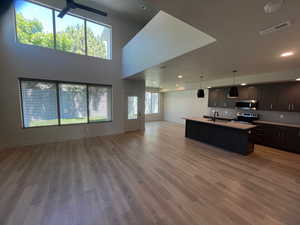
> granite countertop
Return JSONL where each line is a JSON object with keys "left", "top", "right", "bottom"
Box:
{"left": 254, "top": 120, "right": 300, "bottom": 129}
{"left": 183, "top": 117, "right": 257, "bottom": 130}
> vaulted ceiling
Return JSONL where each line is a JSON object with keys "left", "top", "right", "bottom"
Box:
{"left": 87, "top": 0, "right": 300, "bottom": 90}
{"left": 127, "top": 0, "right": 300, "bottom": 89}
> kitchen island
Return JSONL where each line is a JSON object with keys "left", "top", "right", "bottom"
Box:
{"left": 184, "top": 117, "right": 256, "bottom": 155}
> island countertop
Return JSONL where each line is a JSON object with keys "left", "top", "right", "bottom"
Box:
{"left": 183, "top": 117, "right": 257, "bottom": 130}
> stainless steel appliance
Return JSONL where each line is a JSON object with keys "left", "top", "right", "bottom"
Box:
{"left": 235, "top": 100, "right": 258, "bottom": 110}
{"left": 236, "top": 112, "right": 259, "bottom": 123}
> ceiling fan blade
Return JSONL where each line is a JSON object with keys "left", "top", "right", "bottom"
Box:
{"left": 57, "top": 6, "right": 71, "bottom": 18}
{"left": 0, "top": 0, "right": 14, "bottom": 18}
{"left": 73, "top": 2, "right": 107, "bottom": 17}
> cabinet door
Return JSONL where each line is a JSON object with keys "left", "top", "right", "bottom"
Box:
{"left": 224, "top": 88, "right": 236, "bottom": 108}
{"left": 238, "top": 86, "right": 249, "bottom": 100}
{"left": 289, "top": 82, "right": 300, "bottom": 112}
{"left": 286, "top": 128, "right": 300, "bottom": 153}
{"left": 259, "top": 84, "right": 279, "bottom": 111}
{"left": 277, "top": 83, "right": 294, "bottom": 112}
{"left": 248, "top": 86, "right": 261, "bottom": 100}
{"left": 208, "top": 89, "right": 218, "bottom": 107}
{"left": 217, "top": 88, "right": 227, "bottom": 108}
{"left": 251, "top": 126, "right": 265, "bottom": 144}
{"left": 260, "top": 125, "right": 285, "bottom": 148}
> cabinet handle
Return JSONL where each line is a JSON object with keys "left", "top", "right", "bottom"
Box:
{"left": 270, "top": 104, "right": 273, "bottom": 110}
{"left": 288, "top": 104, "right": 291, "bottom": 111}
{"left": 292, "top": 104, "right": 295, "bottom": 111}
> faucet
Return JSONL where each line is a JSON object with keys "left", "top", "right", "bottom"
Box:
{"left": 212, "top": 111, "right": 219, "bottom": 122}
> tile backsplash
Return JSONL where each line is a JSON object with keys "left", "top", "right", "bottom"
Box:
{"left": 209, "top": 108, "right": 300, "bottom": 125}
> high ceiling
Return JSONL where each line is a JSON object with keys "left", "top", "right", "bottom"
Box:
{"left": 89, "top": 0, "right": 158, "bottom": 24}
{"left": 128, "top": 0, "right": 300, "bottom": 90}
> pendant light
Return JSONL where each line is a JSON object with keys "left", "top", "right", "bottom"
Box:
{"left": 229, "top": 70, "right": 239, "bottom": 98}
{"left": 197, "top": 75, "right": 205, "bottom": 98}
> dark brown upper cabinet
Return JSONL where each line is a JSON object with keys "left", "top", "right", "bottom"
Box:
{"left": 208, "top": 88, "right": 218, "bottom": 108}
{"left": 218, "top": 88, "right": 227, "bottom": 108}
{"left": 266, "top": 82, "right": 300, "bottom": 112}
{"left": 259, "top": 84, "right": 280, "bottom": 111}
{"left": 277, "top": 83, "right": 294, "bottom": 112}
{"left": 208, "top": 81, "right": 300, "bottom": 112}
{"left": 280, "top": 82, "right": 300, "bottom": 112}
{"left": 224, "top": 88, "right": 236, "bottom": 108}
{"left": 238, "top": 86, "right": 261, "bottom": 101}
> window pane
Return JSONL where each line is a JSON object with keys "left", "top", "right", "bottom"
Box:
{"left": 55, "top": 12, "right": 85, "bottom": 55}
{"left": 87, "top": 21, "right": 111, "bottom": 59}
{"left": 145, "top": 92, "right": 151, "bottom": 114}
{"left": 151, "top": 93, "right": 159, "bottom": 114}
{"left": 15, "top": 0, "right": 54, "bottom": 48}
{"left": 21, "top": 80, "right": 58, "bottom": 128}
{"left": 128, "top": 96, "right": 138, "bottom": 120}
{"left": 59, "top": 84, "right": 87, "bottom": 124}
{"left": 89, "top": 86, "right": 112, "bottom": 122}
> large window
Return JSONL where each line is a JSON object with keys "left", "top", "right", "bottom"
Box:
{"left": 86, "top": 21, "right": 111, "bottom": 59}
{"left": 89, "top": 86, "right": 112, "bottom": 122}
{"left": 59, "top": 83, "right": 88, "bottom": 125}
{"left": 55, "top": 12, "right": 86, "bottom": 55}
{"left": 15, "top": 0, "right": 112, "bottom": 60}
{"left": 19, "top": 78, "right": 112, "bottom": 128}
{"left": 145, "top": 92, "right": 160, "bottom": 114}
{"left": 15, "top": 0, "right": 54, "bottom": 49}
{"left": 20, "top": 80, "right": 59, "bottom": 127}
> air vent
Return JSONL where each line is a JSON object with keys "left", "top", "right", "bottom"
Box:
{"left": 259, "top": 21, "right": 291, "bottom": 36}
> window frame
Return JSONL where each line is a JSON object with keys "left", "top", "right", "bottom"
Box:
{"left": 14, "top": 0, "right": 112, "bottom": 60}
{"left": 145, "top": 91, "right": 160, "bottom": 115}
{"left": 19, "top": 77, "right": 113, "bottom": 129}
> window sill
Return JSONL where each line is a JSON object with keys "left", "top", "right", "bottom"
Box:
{"left": 22, "top": 120, "right": 113, "bottom": 129}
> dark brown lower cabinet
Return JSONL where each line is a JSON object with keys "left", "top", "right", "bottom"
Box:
{"left": 252, "top": 123, "right": 300, "bottom": 154}
{"left": 286, "top": 128, "right": 300, "bottom": 153}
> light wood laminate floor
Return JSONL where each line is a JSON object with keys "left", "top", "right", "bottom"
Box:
{"left": 0, "top": 121, "right": 299, "bottom": 225}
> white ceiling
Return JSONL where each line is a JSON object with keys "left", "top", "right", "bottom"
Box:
{"left": 127, "top": 0, "right": 300, "bottom": 90}
{"left": 88, "top": 0, "right": 158, "bottom": 24}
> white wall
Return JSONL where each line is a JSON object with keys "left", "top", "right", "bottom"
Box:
{"left": 0, "top": 1, "right": 141, "bottom": 149}
{"left": 164, "top": 89, "right": 208, "bottom": 124}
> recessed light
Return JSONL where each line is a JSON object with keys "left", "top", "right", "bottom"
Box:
{"left": 178, "top": 75, "right": 183, "bottom": 79}
{"left": 241, "top": 83, "right": 247, "bottom": 86}
{"left": 141, "top": 5, "right": 147, "bottom": 10}
{"left": 207, "top": 86, "right": 211, "bottom": 89}
{"left": 264, "top": 0, "right": 284, "bottom": 14}
{"left": 296, "top": 78, "right": 300, "bottom": 81}
{"left": 280, "top": 51, "right": 294, "bottom": 57}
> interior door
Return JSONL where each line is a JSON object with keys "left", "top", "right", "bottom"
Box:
{"left": 124, "top": 80, "right": 145, "bottom": 132}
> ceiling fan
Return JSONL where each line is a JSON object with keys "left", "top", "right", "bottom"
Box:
{"left": 58, "top": 0, "right": 107, "bottom": 18}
